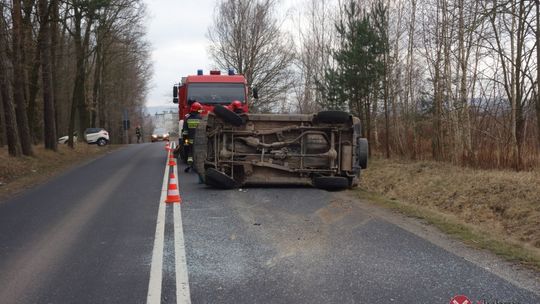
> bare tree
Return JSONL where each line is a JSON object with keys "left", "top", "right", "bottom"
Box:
{"left": 484, "top": 0, "right": 535, "bottom": 170}
{"left": 38, "top": 0, "right": 57, "bottom": 151}
{"left": 294, "top": 0, "right": 336, "bottom": 114}
{"left": 208, "top": 0, "right": 295, "bottom": 112}
{"left": 0, "top": 1, "right": 22, "bottom": 156}
{"left": 11, "top": 0, "right": 33, "bottom": 156}
{"left": 536, "top": 0, "right": 540, "bottom": 147}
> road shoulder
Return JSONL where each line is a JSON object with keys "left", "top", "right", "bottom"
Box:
{"left": 0, "top": 144, "right": 123, "bottom": 202}
{"left": 339, "top": 190, "right": 540, "bottom": 297}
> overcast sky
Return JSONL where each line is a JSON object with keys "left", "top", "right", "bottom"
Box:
{"left": 145, "top": 0, "right": 218, "bottom": 107}
{"left": 144, "top": 0, "right": 299, "bottom": 107}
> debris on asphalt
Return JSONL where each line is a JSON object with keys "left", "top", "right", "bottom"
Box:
{"left": 253, "top": 222, "right": 261, "bottom": 226}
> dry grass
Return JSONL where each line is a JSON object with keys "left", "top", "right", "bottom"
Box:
{"left": 357, "top": 157, "right": 540, "bottom": 268}
{"left": 0, "top": 143, "right": 118, "bottom": 200}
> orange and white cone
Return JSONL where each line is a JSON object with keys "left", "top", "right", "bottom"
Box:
{"left": 168, "top": 157, "right": 176, "bottom": 167}
{"left": 165, "top": 174, "right": 181, "bottom": 204}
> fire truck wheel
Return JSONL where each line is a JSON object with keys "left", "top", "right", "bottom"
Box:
{"left": 205, "top": 168, "right": 238, "bottom": 189}
{"left": 312, "top": 176, "right": 349, "bottom": 191}
{"left": 314, "top": 111, "right": 350, "bottom": 124}
{"left": 214, "top": 104, "right": 244, "bottom": 127}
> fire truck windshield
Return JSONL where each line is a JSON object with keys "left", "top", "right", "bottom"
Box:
{"left": 187, "top": 83, "right": 245, "bottom": 105}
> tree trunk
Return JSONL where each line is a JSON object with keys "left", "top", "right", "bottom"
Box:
{"left": 0, "top": 90, "right": 5, "bottom": 147}
{"left": 432, "top": 0, "right": 443, "bottom": 161}
{"left": 27, "top": 39, "right": 42, "bottom": 143}
{"left": 0, "top": 3, "right": 23, "bottom": 156}
{"left": 0, "top": 70, "right": 22, "bottom": 157}
{"left": 536, "top": 0, "right": 540, "bottom": 147}
{"left": 11, "top": 0, "right": 33, "bottom": 156}
{"left": 457, "top": 0, "right": 472, "bottom": 163}
{"left": 77, "top": 14, "right": 93, "bottom": 138}
{"left": 50, "top": 0, "right": 59, "bottom": 137}
{"left": 39, "top": 0, "right": 57, "bottom": 151}
{"left": 68, "top": 6, "right": 94, "bottom": 147}
{"left": 383, "top": 52, "right": 390, "bottom": 158}
{"left": 68, "top": 7, "right": 83, "bottom": 148}
{"left": 406, "top": 0, "right": 416, "bottom": 159}
{"left": 514, "top": 0, "right": 526, "bottom": 170}
{"left": 21, "top": 0, "right": 39, "bottom": 143}
{"left": 91, "top": 31, "right": 103, "bottom": 128}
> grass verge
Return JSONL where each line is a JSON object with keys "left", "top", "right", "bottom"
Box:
{"left": 0, "top": 143, "right": 120, "bottom": 201}
{"left": 355, "top": 158, "right": 540, "bottom": 271}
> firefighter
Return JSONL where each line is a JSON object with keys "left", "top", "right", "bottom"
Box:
{"left": 228, "top": 100, "right": 245, "bottom": 113}
{"left": 174, "top": 113, "right": 190, "bottom": 159}
{"left": 183, "top": 102, "right": 203, "bottom": 173}
{"left": 135, "top": 125, "right": 142, "bottom": 143}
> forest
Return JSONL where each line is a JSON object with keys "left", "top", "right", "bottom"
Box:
{"left": 0, "top": 0, "right": 152, "bottom": 155}
{"left": 208, "top": 0, "right": 540, "bottom": 171}
{"left": 1, "top": 0, "right": 539, "bottom": 172}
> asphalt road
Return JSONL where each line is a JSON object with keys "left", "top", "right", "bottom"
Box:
{"left": 0, "top": 143, "right": 538, "bottom": 304}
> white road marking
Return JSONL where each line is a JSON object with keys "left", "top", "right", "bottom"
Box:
{"left": 170, "top": 141, "right": 192, "bottom": 303}
{"left": 146, "top": 148, "right": 171, "bottom": 304}
{"left": 173, "top": 161, "right": 191, "bottom": 303}
{"left": 173, "top": 206, "right": 191, "bottom": 303}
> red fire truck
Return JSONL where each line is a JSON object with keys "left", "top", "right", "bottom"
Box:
{"left": 172, "top": 69, "right": 256, "bottom": 159}
{"left": 173, "top": 69, "right": 253, "bottom": 123}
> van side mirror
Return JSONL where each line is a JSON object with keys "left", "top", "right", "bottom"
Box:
{"left": 173, "top": 97, "right": 178, "bottom": 104}
{"left": 252, "top": 87, "right": 259, "bottom": 99}
{"left": 173, "top": 85, "right": 178, "bottom": 98}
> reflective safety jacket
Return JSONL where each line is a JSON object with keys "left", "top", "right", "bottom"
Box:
{"left": 182, "top": 112, "right": 201, "bottom": 144}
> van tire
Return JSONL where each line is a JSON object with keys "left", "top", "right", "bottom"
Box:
{"left": 205, "top": 168, "right": 238, "bottom": 189}
{"left": 313, "top": 176, "right": 349, "bottom": 191}
{"left": 214, "top": 104, "right": 244, "bottom": 126}
{"left": 358, "top": 138, "right": 368, "bottom": 169}
{"left": 315, "top": 111, "right": 350, "bottom": 124}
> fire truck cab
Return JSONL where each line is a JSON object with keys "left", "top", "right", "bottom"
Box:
{"left": 173, "top": 69, "right": 252, "bottom": 139}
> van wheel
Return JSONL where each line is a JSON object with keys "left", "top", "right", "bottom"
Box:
{"left": 97, "top": 138, "right": 107, "bottom": 146}
{"left": 214, "top": 104, "right": 244, "bottom": 127}
{"left": 205, "top": 168, "right": 238, "bottom": 189}
{"left": 312, "top": 176, "right": 349, "bottom": 191}
{"left": 357, "top": 138, "right": 368, "bottom": 169}
{"left": 314, "top": 111, "right": 350, "bottom": 124}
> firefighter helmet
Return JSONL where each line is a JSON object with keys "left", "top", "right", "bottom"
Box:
{"left": 190, "top": 102, "right": 203, "bottom": 113}
{"left": 231, "top": 100, "right": 243, "bottom": 111}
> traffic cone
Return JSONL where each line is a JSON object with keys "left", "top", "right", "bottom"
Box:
{"left": 165, "top": 176, "right": 181, "bottom": 204}
{"left": 169, "top": 173, "right": 178, "bottom": 187}
{"left": 169, "top": 158, "right": 176, "bottom": 166}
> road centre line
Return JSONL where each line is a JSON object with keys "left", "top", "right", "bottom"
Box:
{"left": 173, "top": 161, "right": 192, "bottom": 303}
{"left": 146, "top": 146, "right": 170, "bottom": 304}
